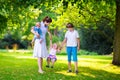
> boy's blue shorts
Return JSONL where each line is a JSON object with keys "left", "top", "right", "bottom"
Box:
{"left": 66, "top": 47, "right": 78, "bottom": 62}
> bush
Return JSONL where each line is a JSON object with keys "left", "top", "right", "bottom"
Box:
{"left": 0, "top": 40, "right": 9, "bottom": 49}
{"left": 78, "top": 50, "right": 97, "bottom": 55}
{"left": 0, "top": 34, "right": 30, "bottom": 49}
{"left": 79, "top": 19, "right": 114, "bottom": 55}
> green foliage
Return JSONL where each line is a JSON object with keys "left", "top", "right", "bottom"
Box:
{"left": 0, "top": 0, "right": 116, "bottom": 55}
{"left": 80, "top": 18, "right": 114, "bottom": 54}
{"left": 0, "top": 0, "right": 116, "bottom": 32}
{"left": 51, "top": 2, "right": 81, "bottom": 29}
{"left": 79, "top": 50, "right": 98, "bottom": 55}
{"left": 0, "top": 41, "right": 9, "bottom": 49}
{"left": 46, "top": 34, "right": 60, "bottom": 48}
{"left": 51, "top": 0, "right": 115, "bottom": 29}
{"left": 0, "top": 15, "right": 7, "bottom": 33}
{"left": 0, "top": 0, "right": 42, "bottom": 37}
{"left": 52, "top": 35, "right": 60, "bottom": 43}
{"left": 50, "top": 0, "right": 115, "bottom": 54}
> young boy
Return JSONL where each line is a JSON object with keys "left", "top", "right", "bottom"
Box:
{"left": 60, "top": 23, "right": 80, "bottom": 74}
{"left": 31, "top": 22, "right": 43, "bottom": 44}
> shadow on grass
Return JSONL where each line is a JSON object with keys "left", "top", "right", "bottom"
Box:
{"left": 0, "top": 53, "right": 120, "bottom": 80}
{"left": 44, "top": 62, "right": 120, "bottom": 80}
{"left": 79, "top": 55, "right": 113, "bottom": 60}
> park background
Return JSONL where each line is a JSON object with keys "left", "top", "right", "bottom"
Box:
{"left": 0, "top": 0, "right": 120, "bottom": 80}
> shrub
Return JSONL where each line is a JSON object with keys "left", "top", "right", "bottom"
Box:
{"left": 79, "top": 19, "right": 114, "bottom": 55}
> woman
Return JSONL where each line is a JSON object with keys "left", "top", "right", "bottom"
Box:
{"left": 31, "top": 16, "right": 52, "bottom": 73}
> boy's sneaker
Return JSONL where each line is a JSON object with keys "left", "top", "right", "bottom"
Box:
{"left": 46, "top": 65, "right": 49, "bottom": 68}
{"left": 75, "top": 70, "right": 79, "bottom": 74}
{"left": 67, "top": 70, "right": 72, "bottom": 73}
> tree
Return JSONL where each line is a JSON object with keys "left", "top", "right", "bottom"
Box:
{"left": 112, "top": 0, "right": 120, "bottom": 65}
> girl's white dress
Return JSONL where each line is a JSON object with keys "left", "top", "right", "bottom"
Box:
{"left": 33, "top": 21, "right": 48, "bottom": 58}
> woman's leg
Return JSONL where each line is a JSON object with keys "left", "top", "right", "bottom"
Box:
{"left": 38, "top": 57, "right": 43, "bottom": 73}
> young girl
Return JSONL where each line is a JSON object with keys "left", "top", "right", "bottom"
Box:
{"left": 46, "top": 39, "right": 60, "bottom": 68}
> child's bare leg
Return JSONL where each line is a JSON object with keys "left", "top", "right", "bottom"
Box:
{"left": 51, "top": 59, "right": 56, "bottom": 68}
{"left": 46, "top": 57, "right": 50, "bottom": 67}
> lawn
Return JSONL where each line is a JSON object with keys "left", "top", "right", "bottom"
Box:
{"left": 0, "top": 51, "right": 120, "bottom": 80}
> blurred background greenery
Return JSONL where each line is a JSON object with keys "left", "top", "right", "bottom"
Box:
{"left": 0, "top": 0, "right": 116, "bottom": 55}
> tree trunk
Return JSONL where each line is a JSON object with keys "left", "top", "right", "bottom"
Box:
{"left": 112, "top": 0, "right": 120, "bottom": 65}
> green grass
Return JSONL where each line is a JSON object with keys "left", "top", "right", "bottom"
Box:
{"left": 0, "top": 51, "right": 120, "bottom": 80}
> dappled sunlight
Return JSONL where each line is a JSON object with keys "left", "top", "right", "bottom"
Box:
{"left": 15, "top": 56, "right": 34, "bottom": 59}
{"left": 55, "top": 70, "right": 77, "bottom": 76}
{"left": 79, "top": 60, "right": 111, "bottom": 67}
{"left": 78, "top": 58, "right": 120, "bottom": 75}
{"left": 8, "top": 49, "right": 32, "bottom": 53}
{"left": 81, "top": 72, "right": 96, "bottom": 78}
{"left": 79, "top": 57, "right": 111, "bottom": 68}
{"left": 4, "top": 53, "right": 34, "bottom": 59}
{"left": 79, "top": 57, "right": 112, "bottom": 62}
{"left": 57, "top": 55, "right": 67, "bottom": 60}
{"left": 58, "top": 61, "right": 67, "bottom": 64}
{"left": 100, "top": 64, "right": 120, "bottom": 74}
{"left": 0, "top": 52, "right": 34, "bottom": 59}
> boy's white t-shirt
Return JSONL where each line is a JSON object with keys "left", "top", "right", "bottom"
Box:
{"left": 65, "top": 30, "right": 79, "bottom": 47}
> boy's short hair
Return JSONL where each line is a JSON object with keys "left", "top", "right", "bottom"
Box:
{"left": 66, "top": 23, "right": 74, "bottom": 28}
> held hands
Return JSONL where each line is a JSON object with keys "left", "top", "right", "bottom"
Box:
{"left": 59, "top": 46, "right": 62, "bottom": 51}
{"left": 57, "top": 47, "right": 62, "bottom": 53}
